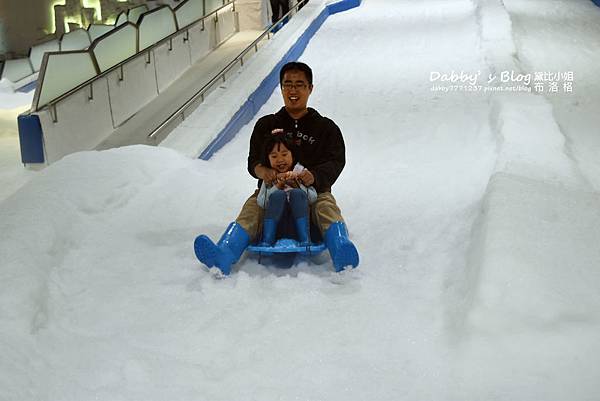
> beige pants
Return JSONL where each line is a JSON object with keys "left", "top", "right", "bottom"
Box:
{"left": 235, "top": 190, "right": 344, "bottom": 242}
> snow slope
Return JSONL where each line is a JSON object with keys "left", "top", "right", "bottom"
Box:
{"left": 1, "top": 1, "right": 599, "bottom": 400}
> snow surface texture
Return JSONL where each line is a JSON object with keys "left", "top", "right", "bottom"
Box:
{"left": 1, "top": 0, "right": 600, "bottom": 400}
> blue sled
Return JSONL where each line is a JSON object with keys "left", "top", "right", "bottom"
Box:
{"left": 247, "top": 221, "right": 359, "bottom": 272}
{"left": 194, "top": 221, "right": 358, "bottom": 275}
{"left": 247, "top": 238, "right": 327, "bottom": 256}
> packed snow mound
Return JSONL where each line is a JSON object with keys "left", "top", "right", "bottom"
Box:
{"left": 0, "top": 144, "right": 452, "bottom": 400}
{"left": 0, "top": 78, "right": 33, "bottom": 110}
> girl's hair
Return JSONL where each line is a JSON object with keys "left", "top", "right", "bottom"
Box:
{"left": 261, "top": 135, "right": 299, "bottom": 169}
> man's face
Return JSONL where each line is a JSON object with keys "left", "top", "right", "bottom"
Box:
{"left": 281, "top": 70, "right": 313, "bottom": 115}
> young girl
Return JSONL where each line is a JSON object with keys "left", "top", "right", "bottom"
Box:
{"left": 257, "top": 135, "right": 317, "bottom": 246}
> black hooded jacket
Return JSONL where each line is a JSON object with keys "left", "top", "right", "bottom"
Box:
{"left": 247, "top": 107, "right": 346, "bottom": 193}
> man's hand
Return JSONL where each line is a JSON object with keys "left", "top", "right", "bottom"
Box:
{"left": 255, "top": 164, "right": 277, "bottom": 184}
{"left": 297, "top": 169, "right": 315, "bottom": 186}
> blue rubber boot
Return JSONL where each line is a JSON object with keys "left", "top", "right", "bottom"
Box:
{"left": 324, "top": 222, "right": 359, "bottom": 272}
{"left": 194, "top": 222, "right": 250, "bottom": 275}
{"left": 295, "top": 216, "right": 310, "bottom": 246}
{"left": 259, "top": 219, "right": 277, "bottom": 246}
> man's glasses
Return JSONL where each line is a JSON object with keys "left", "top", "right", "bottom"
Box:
{"left": 281, "top": 82, "right": 308, "bottom": 91}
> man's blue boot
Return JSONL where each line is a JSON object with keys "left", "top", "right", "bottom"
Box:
{"left": 259, "top": 219, "right": 277, "bottom": 246}
{"left": 194, "top": 222, "right": 250, "bottom": 275}
{"left": 324, "top": 222, "right": 359, "bottom": 272}
{"left": 295, "top": 216, "right": 311, "bottom": 246}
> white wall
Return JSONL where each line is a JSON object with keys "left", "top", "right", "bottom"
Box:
{"left": 236, "top": 0, "right": 270, "bottom": 30}
{"left": 0, "top": 17, "right": 8, "bottom": 55}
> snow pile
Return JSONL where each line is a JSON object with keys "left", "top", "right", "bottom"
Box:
{"left": 455, "top": 2, "right": 600, "bottom": 399}
{"left": 461, "top": 173, "right": 600, "bottom": 401}
{"left": 1, "top": 78, "right": 33, "bottom": 139}
{"left": 489, "top": 94, "right": 583, "bottom": 185}
{"left": 0, "top": 78, "right": 33, "bottom": 110}
{"left": 474, "top": 0, "right": 518, "bottom": 73}
{"left": 502, "top": 0, "right": 600, "bottom": 191}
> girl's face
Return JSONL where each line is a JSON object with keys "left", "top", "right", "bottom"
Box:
{"left": 268, "top": 142, "right": 293, "bottom": 173}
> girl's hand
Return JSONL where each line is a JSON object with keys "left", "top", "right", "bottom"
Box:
{"left": 286, "top": 179, "right": 300, "bottom": 188}
{"left": 281, "top": 171, "right": 295, "bottom": 180}
{"left": 275, "top": 174, "right": 287, "bottom": 190}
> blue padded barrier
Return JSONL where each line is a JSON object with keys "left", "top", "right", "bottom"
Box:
{"left": 199, "top": 0, "right": 361, "bottom": 160}
{"left": 16, "top": 80, "right": 38, "bottom": 93}
{"left": 328, "top": 0, "right": 361, "bottom": 14}
{"left": 593, "top": 0, "right": 600, "bottom": 6}
{"left": 18, "top": 114, "right": 45, "bottom": 164}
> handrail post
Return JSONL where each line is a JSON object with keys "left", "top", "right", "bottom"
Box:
{"left": 50, "top": 104, "right": 58, "bottom": 123}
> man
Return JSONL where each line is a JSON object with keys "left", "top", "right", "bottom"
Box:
{"left": 194, "top": 62, "right": 359, "bottom": 275}
{"left": 270, "top": 0, "right": 290, "bottom": 25}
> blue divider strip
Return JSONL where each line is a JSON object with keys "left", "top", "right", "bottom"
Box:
{"left": 17, "top": 114, "right": 45, "bottom": 164}
{"left": 16, "top": 80, "right": 38, "bottom": 93}
{"left": 199, "top": 0, "right": 361, "bottom": 160}
{"left": 328, "top": 0, "right": 361, "bottom": 14}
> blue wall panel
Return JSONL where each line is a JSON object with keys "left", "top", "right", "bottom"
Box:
{"left": 17, "top": 114, "right": 45, "bottom": 164}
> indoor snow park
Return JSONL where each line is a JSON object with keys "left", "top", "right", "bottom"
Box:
{"left": 1, "top": 0, "right": 600, "bottom": 399}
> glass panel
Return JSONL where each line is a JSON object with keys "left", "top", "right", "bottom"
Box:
{"left": 205, "top": 0, "right": 224, "bottom": 14}
{"left": 60, "top": 29, "right": 91, "bottom": 51}
{"left": 29, "top": 39, "right": 60, "bottom": 72}
{"left": 37, "top": 52, "right": 97, "bottom": 108}
{"left": 91, "top": 24, "right": 137, "bottom": 72}
{"left": 175, "top": 0, "right": 204, "bottom": 29}
{"left": 138, "top": 8, "right": 177, "bottom": 50}
{"left": 88, "top": 25, "right": 114, "bottom": 42}
{"left": 129, "top": 5, "right": 149, "bottom": 25}
{"left": 115, "top": 12, "right": 128, "bottom": 27}
{"left": 2, "top": 58, "right": 34, "bottom": 83}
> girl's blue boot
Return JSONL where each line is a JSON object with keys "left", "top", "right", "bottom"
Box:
{"left": 194, "top": 222, "right": 250, "bottom": 275}
{"left": 324, "top": 222, "right": 359, "bottom": 272}
{"left": 259, "top": 219, "right": 277, "bottom": 246}
{"left": 295, "top": 216, "right": 311, "bottom": 246}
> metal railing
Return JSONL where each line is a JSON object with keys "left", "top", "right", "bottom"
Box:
{"left": 33, "top": 0, "right": 236, "bottom": 120}
{"left": 147, "top": 0, "right": 309, "bottom": 139}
